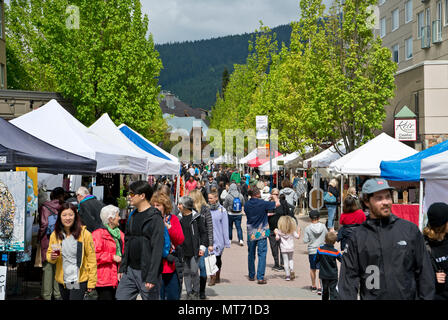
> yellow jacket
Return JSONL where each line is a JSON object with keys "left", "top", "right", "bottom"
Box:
{"left": 47, "top": 226, "right": 97, "bottom": 289}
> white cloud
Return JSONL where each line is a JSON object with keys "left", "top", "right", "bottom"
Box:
{"left": 141, "top": 0, "right": 301, "bottom": 44}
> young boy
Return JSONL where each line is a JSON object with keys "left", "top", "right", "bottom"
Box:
{"left": 303, "top": 210, "right": 328, "bottom": 294}
{"left": 315, "top": 231, "right": 342, "bottom": 300}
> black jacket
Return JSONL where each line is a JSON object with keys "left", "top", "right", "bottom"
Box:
{"left": 78, "top": 196, "right": 104, "bottom": 233}
{"left": 338, "top": 214, "right": 435, "bottom": 300}
{"left": 425, "top": 235, "right": 448, "bottom": 300}
{"left": 179, "top": 210, "right": 208, "bottom": 258}
{"left": 119, "top": 207, "right": 165, "bottom": 285}
{"left": 268, "top": 200, "right": 295, "bottom": 232}
{"left": 337, "top": 224, "right": 361, "bottom": 252}
{"left": 315, "top": 244, "right": 342, "bottom": 280}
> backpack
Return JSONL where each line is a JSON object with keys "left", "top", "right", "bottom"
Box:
{"left": 43, "top": 205, "right": 58, "bottom": 235}
{"left": 232, "top": 196, "right": 242, "bottom": 213}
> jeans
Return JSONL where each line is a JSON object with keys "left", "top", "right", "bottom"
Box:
{"left": 160, "top": 272, "right": 181, "bottom": 300}
{"left": 326, "top": 204, "right": 337, "bottom": 229}
{"left": 199, "top": 250, "right": 209, "bottom": 277}
{"left": 247, "top": 237, "right": 268, "bottom": 281}
{"left": 115, "top": 267, "right": 161, "bottom": 300}
{"left": 228, "top": 214, "right": 243, "bottom": 242}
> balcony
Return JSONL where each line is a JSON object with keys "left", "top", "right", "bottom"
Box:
{"left": 421, "top": 26, "right": 431, "bottom": 48}
{"left": 432, "top": 20, "right": 442, "bottom": 43}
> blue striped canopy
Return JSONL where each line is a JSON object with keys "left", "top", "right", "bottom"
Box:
{"left": 380, "top": 140, "right": 448, "bottom": 181}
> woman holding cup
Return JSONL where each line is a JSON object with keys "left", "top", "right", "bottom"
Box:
{"left": 46, "top": 202, "right": 97, "bottom": 300}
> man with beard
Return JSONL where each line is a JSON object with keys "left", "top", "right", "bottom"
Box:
{"left": 338, "top": 178, "right": 435, "bottom": 300}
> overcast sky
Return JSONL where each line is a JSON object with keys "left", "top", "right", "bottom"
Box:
{"left": 141, "top": 0, "right": 305, "bottom": 44}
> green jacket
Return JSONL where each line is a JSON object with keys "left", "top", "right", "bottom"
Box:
{"left": 230, "top": 172, "right": 241, "bottom": 184}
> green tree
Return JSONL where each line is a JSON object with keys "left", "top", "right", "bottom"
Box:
{"left": 6, "top": 0, "right": 166, "bottom": 143}
{"left": 220, "top": 67, "right": 230, "bottom": 98}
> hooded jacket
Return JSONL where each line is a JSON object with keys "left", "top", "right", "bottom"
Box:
{"left": 38, "top": 199, "right": 62, "bottom": 263}
{"left": 338, "top": 214, "right": 435, "bottom": 300}
{"left": 92, "top": 227, "right": 125, "bottom": 288}
{"left": 119, "top": 207, "right": 165, "bottom": 285}
{"left": 179, "top": 210, "right": 208, "bottom": 258}
{"left": 279, "top": 187, "right": 298, "bottom": 207}
{"left": 78, "top": 195, "right": 104, "bottom": 233}
{"left": 425, "top": 235, "right": 448, "bottom": 300}
{"left": 47, "top": 226, "right": 97, "bottom": 289}
{"left": 303, "top": 222, "right": 328, "bottom": 255}
{"left": 223, "top": 183, "right": 245, "bottom": 215}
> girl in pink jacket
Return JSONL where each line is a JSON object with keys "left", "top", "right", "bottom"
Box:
{"left": 275, "top": 216, "right": 301, "bottom": 281}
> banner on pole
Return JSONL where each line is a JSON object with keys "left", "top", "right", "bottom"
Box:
{"left": 256, "top": 116, "right": 268, "bottom": 140}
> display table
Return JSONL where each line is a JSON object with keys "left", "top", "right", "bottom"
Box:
{"left": 391, "top": 204, "right": 419, "bottom": 226}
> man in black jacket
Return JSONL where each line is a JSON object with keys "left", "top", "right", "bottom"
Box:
{"left": 116, "top": 181, "right": 164, "bottom": 300}
{"left": 338, "top": 178, "right": 435, "bottom": 300}
{"left": 76, "top": 186, "right": 104, "bottom": 232}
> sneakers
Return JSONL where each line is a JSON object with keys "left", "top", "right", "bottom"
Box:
{"left": 272, "top": 265, "right": 284, "bottom": 271}
{"left": 311, "top": 286, "right": 318, "bottom": 293}
{"left": 285, "top": 276, "right": 291, "bottom": 281}
{"left": 317, "top": 288, "right": 322, "bottom": 295}
{"left": 239, "top": 240, "right": 244, "bottom": 246}
{"left": 257, "top": 279, "right": 267, "bottom": 285}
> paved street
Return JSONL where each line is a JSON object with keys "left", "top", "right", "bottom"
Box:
{"left": 182, "top": 212, "right": 337, "bottom": 300}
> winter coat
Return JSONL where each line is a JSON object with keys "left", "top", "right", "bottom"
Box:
{"left": 338, "top": 214, "right": 435, "bottom": 300}
{"left": 279, "top": 187, "right": 298, "bottom": 207}
{"left": 268, "top": 200, "right": 295, "bottom": 232}
{"left": 119, "top": 207, "right": 165, "bottom": 285}
{"left": 78, "top": 196, "right": 105, "bottom": 233}
{"left": 425, "top": 235, "right": 448, "bottom": 300}
{"left": 162, "top": 214, "right": 185, "bottom": 274}
{"left": 199, "top": 205, "right": 214, "bottom": 247}
{"left": 230, "top": 172, "right": 241, "bottom": 184}
{"left": 303, "top": 222, "right": 328, "bottom": 255}
{"left": 38, "top": 199, "right": 62, "bottom": 263}
{"left": 315, "top": 244, "right": 342, "bottom": 280}
{"left": 92, "top": 227, "right": 125, "bottom": 288}
{"left": 223, "top": 183, "right": 245, "bottom": 215}
{"left": 210, "top": 205, "right": 230, "bottom": 256}
{"left": 179, "top": 210, "right": 208, "bottom": 258}
{"left": 46, "top": 226, "right": 97, "bottom": 289}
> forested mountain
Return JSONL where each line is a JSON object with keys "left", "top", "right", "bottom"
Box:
{"left": 155, "top": 24, "right": 292, "bottom": 109}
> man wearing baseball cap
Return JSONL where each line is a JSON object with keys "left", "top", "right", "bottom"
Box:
{"left": 338, "top": 178, "right": 435, "bottom": 300}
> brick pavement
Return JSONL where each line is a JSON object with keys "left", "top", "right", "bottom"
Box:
{"left": 182, "top": 212, "right": 339, "bottom": 300}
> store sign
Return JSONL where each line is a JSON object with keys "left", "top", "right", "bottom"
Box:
{"left": 394, "top": 119, "right": 417, "bottom": 141}
{"left": 256, "top": 116, "right": 268, "bottom": 140}
{"left": 0, "top": 266, "right": 6, "bottom": 300}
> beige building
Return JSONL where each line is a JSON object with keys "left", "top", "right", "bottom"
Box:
{"left": 379, "top": 0, "right": 448, "bottom": 149}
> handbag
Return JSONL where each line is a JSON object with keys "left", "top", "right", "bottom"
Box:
{"left": 83, "top": 289, "right": 98, "bottom": 300}
{"left": 204, "top": 254, "right": 219, "bottom": 276}
{"left": 324, "top": 191, "right": 337, "bottom": 203}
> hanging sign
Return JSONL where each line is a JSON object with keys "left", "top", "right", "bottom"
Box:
{"left": 256, "top": 116, "right": 269, "bottom": 140}
{"left": 394, "top": 119, "right": 417, "bottom": 141}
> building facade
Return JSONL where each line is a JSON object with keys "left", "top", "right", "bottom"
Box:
{"left": 379, "top": 0, "right": 448, "bottom": 149}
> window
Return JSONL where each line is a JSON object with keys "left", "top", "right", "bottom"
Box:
{"left": 437, "top": 1, "right": 442, "bottom": 21}
{"left": 392, "top": 8, "right": 399, "bottom": 31}
{"left": 405, "top": 37, "right": 413, "bottom": 60}
{"left": 380, "top": 17, "right": 386, "bottom": 37}
{"left": 392, "top": 44, "right": 399, "bottom": 63}
{"left": 417, "top": 11, "right": 424, "bottom": 38}
{"left": 445, "top": 0, "right": 448, "bottom": 25}
{"left": 405, "top": 1, "right": 413, "bottom": 23}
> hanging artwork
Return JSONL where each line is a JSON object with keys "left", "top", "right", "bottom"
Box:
{"left": 0, "top": 171, "right": 27, "bottom": 252}
{"left": 16, "top": 168, "right": 38, "bottom": 262}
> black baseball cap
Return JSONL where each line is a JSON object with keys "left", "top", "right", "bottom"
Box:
{"left": 309, "top": 210, "right": 320, "bottom": 219}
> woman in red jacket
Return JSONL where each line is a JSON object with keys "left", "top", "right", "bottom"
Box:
{"left": 338, "top": 195, "right": 366, "bottom": 251}
{"left": 150, "top": 190, "right": 185, "bottom": 300}
{"left": 92, "top": 205, "right": 125, "bottom": 300}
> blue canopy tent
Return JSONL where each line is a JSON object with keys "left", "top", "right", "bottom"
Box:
{"left": 380, "top": 139, "right": 448, "bottom": 231}
{"left": 380, "top": 139, "right": 448, "bottom": 181}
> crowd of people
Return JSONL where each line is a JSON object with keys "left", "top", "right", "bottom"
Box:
{"left": 34, "top": 163, "right": 448, "bottom": 301}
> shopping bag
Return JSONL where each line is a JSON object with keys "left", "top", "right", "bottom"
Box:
{"left": 324, "top": 192, "right": 337, "bottom": 203}
{"left": 204, "top": 254, "right": 219, "bottom": 276}
{"left": 34, "top": 243, "right": 42, "bottom": 268}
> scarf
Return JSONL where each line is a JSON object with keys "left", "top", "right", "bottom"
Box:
{"left": 105, "top": 224, "right": 122, "bottom": 257}
{"left": 210, "top": 203, "right": 220, "bottom": 211}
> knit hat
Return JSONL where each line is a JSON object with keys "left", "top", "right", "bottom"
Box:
{"left": 427, "top": 202, "right": 448, "bottom": 228}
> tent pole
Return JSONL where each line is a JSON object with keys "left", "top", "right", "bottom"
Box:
{"left": 176, "top": 174, "right": 180, "bottom": 205}
{"left": 340, "top": 175, "right": 344, "bottom": 217}
{"left": 419, "top": 179, "right": 424, "bottom": 232}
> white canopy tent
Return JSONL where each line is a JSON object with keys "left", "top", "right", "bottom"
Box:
{"left": 238, "top": 148, "right": 258, "bottom": 165}
{"left": 11, "top": 99, "right": 148, "bottom": 174}
{"left": 212, "top": 154, "right": 233, "bottom": 164}
{"left": 258, "top": 152, "right": 301, "bottom": 174}
{"left": 90, "top": 114, "right": 180, "bottom": 175}
{"left": 303, "top": 140, "right": 346, "bottom": 169}
{"left": 329, "top": 133, "right": 417, "bottom": 176}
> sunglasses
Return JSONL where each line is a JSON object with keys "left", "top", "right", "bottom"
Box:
{"left": 128, "top": 192, "right": 140, "bottom": 198}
